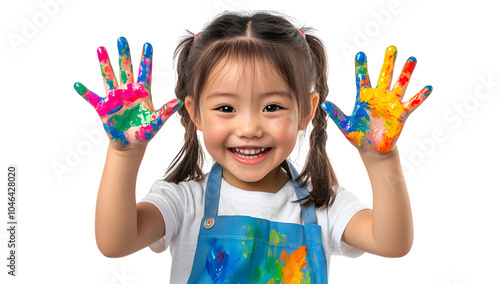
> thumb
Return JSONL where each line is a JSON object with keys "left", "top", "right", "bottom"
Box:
{"left": 154, "top": 98, "right": 183, "bottom": 123}
{"left": 74, "top": 82, "right": 102, "bottom": 109}
{"left": 321, "top": 101, "right": 348, "bottom": 130}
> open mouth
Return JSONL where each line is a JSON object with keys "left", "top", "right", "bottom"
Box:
{"left": 229, "top": 147, "right": 271, "bottom": 159}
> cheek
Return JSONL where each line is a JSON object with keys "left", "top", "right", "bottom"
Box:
{"left": 270, "top": 116, "right": 298, "bottom": 144}
{"left": 202, "top": 116, "right": 230, "bottom": 149}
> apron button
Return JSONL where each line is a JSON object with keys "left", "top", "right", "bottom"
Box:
{"left": 204, "top": 217, "right": 215, "bottom": 229}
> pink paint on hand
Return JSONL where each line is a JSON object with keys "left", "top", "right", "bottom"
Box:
{"left": 82, "top": 89, "right": 102, "bottom": 109}
{"left": 75, "top": 37, "right": 183, "bottom": 147}
{"left": 95, "top": 84, "right": 150, "bottom": 117}
{"left": 97, "top": 46, "right": 108, "bottom": 62}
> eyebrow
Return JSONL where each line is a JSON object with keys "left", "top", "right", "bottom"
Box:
{"left": 206, "top": 91, "right": 292, "bottom": 100}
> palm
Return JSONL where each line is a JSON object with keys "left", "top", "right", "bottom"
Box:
{"left": 322, "top": 46, "right": 432, "bottom": 153}
{"left": 74, "top": 37, "right": 181, "bottom": 148}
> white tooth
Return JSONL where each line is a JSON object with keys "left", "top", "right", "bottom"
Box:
{"left": 232, "top": 147, "right": 267, "bottom": 159}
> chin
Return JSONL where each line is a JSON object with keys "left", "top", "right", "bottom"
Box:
{"left": 231, "top": 171, "right": 266, "bottom": 183}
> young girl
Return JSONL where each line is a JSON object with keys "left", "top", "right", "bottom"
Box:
{"left": 74, "top": 11, "right": 432, "bottom": 283}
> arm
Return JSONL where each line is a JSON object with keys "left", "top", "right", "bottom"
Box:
{"left": 74, "top": 37, "right": 181, "bottom": 257}
{"left": 342, "top": 147, "right": 413, "bottom": 257}
{"left": 95, "top": 145, "right": 165, "bottom": 257}
{"left": 322, "top": 46, "right": 433, "bottom": 257}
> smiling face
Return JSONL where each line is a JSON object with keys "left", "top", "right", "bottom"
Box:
{"left": 186, "top": 58, "right": 318, "bottom": 193}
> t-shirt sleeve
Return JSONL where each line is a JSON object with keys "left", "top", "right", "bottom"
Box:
{"left": 327, "top": 186, "right": 370, "bottom": 257}
{"left": 139, "top": 179, "right": 188, "bottom": 253}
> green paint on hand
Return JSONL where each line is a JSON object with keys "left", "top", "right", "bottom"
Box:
{"left": 75, "top": 83, "right": 88, "bottom": 95}
{"left": 108, "top": 104, "right": 152, "bottom": 132}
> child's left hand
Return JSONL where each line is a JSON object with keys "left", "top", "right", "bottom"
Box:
{"left": 322, "top": 46, "right": 433, "bottom": 153}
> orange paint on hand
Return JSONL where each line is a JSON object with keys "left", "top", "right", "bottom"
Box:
{"left": 377, "top": 135, "right": 394, "bottom": 152}
{"left": 347, "top": 131, "right": 365, "bottom": 147}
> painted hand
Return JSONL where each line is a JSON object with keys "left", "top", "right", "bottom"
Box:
{"left": 74, "top": 37, "right": 182, "bottom": 149}
{"left": 322, "top": 46, "right": 433, "bottom": 153}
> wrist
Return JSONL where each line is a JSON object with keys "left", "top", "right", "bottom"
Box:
{"left": 358, "top": 146, "right": 400, "bottom": 168}
{"left": 107, "top": 143, "right": 147, "bottom": 162}
{"left": 359, "top": 145, "right": 407, "bottom": 196}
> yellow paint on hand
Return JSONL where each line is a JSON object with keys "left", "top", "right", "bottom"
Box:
{"left": 359, "top": 87, "right": 405, "bottom": 152}
{"left": 377, "top": 46, "right": 397, "bottom": 90}
{"left": 347, "top": 131, "right": 365, "bottom": 147}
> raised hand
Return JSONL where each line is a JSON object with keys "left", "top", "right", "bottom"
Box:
{"left": 74, "top": 37, "right": 182, "bottom": 149}
{"left": 322, "top": 46, "right": 433, "bottom": 153}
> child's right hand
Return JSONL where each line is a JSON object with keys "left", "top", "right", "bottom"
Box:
{"left": 74, "top": 37, "right": 182, "bottom": 151}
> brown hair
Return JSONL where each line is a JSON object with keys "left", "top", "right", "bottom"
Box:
{"left": 165, "top": 11, "right": 338, "bottom": 209}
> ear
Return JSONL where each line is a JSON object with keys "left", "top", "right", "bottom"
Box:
{"left": 184, "top": 96, "right": 203, "bottom": 131}
{"left": 299, "top": 91, "right": 320, "bottom": 130}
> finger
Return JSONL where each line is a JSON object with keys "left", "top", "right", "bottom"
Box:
{"left": 376, "top": 46, "right": 398, "bottom": 90}
{"left": 321, "top": 101, "right": 348, "bottom": 130}
{"left": 355, "top": 51, "right": 371, "bottom": 99}
{"left": 74, "top": 82, "right": 102, "bottom": 109}
{"left": 402, "top": 85, "right": 433, "bottom": 119}
{"left": 392, "top": 56, "right": 416, "bottom": 99}
{"left": 137, "top": 42, "right": 153, "bottom": 91}
{"left": 136, "top": 99, "right": 182, "bottom": 142}
{"left": 97, "top": 46, "right": 118, "bottom": 94}
{"left": 117, "top": 37, "right": 134, "bottom": 85}
{"left": 154, "top": 98, "right": 183, "bottom": 123}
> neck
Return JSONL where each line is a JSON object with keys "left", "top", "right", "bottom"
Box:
{"left": 222, "top": 166, "right": 290, "bottom": 193}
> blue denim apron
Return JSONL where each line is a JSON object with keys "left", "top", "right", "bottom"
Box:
{"left": 187, "top": 162, "right": 328, "bottom": 283}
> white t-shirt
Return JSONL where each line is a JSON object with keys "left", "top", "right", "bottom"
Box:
{"left": 140, "top": 174, "right": 370, "bottom": 283}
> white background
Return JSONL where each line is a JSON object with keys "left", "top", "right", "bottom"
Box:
{"left": 1, "top": 0, "right": 499, "bottom": 283}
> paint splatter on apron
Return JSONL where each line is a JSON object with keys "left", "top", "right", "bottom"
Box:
{"left": 187, "top": 162, "right": 327, "bottom": 283}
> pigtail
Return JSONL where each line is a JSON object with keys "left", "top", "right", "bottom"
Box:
{"left": 165, "top": 34, "right": 205, "bottom": 183}
{"left": 297, "top": 33, "right": 338, "bottom": 209}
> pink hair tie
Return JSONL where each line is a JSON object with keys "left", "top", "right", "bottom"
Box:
{"left": 194, "top": 32, "right": 202, "bottom": 40}
{"left": 299, "top": 29, "right": 306, "bottom": 39}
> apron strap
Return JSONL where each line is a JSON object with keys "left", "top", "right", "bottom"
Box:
{"left": 286, "top": 160, "right": 318, "bottom": 225}
{"left": 204, "top": 161, "right": 318, "bottom": 225}
{"left": 204, "top": 163, "right": 223, "bottom": 216}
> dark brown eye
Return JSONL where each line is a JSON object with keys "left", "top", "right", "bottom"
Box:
{"left": 217, "top": 105, "right": 235, "bottom": 112}
{"left": 263, "top": 104, "right": 283, "bottom": 112}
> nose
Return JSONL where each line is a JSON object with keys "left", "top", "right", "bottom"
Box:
{"left": 234, "top": 112, "right": 263, "bottom": 138}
